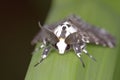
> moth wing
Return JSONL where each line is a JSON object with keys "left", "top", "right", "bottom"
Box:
{"left": 31, "top": 25, "right": 59, "bottom": 45}
{"left": 67, "top": 15, "right": 116, "bottom": 48}
{"left": 42, "top": 26, "right": 59, "bottom": 45}
{"left": 65, "top": 32, "right": 81, "bottom": 44}
{"left": 31, "top": 29, "right": 42, "bottom": 45}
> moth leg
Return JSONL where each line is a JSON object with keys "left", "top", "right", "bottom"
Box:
{"left": 80, "top": 44, "right": 96, "bottom": 61}
{"left": 83, "top": 49, "right": 96, "bottom": 61}
{"left": 73, "top": 44, "right": 85, "bottom": 67}
{"left": 33, "top": 44, "right": 45, "bottom": 53}
{"left": 32, "top": 40, "right": 47, "bottom": 55}
{"left": 34, "top": 46, "right": 51, "bottom": 67}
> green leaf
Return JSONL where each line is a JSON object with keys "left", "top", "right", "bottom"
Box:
{"left": 25, "top": 0, "right": 120, "bottom": 80}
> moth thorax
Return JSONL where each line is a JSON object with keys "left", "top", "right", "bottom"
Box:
{"left": 56, "top": 38, "right": 67, "bottom": 54}
{"left": 54, "top": 21, "right": 77, "bottom": 38}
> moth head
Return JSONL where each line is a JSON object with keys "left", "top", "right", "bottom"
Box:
{"left": 53, "top": 21, "right": 77, "bottom": 54}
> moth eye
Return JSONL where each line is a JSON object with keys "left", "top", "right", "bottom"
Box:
{"left": 66, "top": 45, "right": 70, "bottom": 50}
{"left": 66, "top": 24, "right": 71, "bottom": 27}
{"left": 54, "top": 44, "right": 58, "bottom": 49}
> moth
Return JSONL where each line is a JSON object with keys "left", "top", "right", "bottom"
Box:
{"left": 32, "top": 15, "right": 116, "bottom": 67}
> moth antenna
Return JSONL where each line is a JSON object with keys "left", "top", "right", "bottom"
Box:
{"left": 31, "top": 21, "right": 42, "bottom": 45}
{"left": 38, "top": 21, "right": 42, "bottom": 28}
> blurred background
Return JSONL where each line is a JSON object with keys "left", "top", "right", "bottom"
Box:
{"left": 1, "top": 0, "right": 120, "bottom": 80}
{"left": 0, "top": 0, "right": 52, "bottom": 80}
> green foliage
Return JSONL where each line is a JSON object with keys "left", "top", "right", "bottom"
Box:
{"left": 25, "top": 0, "right": 120, "bottom": 80}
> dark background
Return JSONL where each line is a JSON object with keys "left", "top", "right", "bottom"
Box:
{"left": 0, "top": 0, "right": 52, "bottom": 80}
